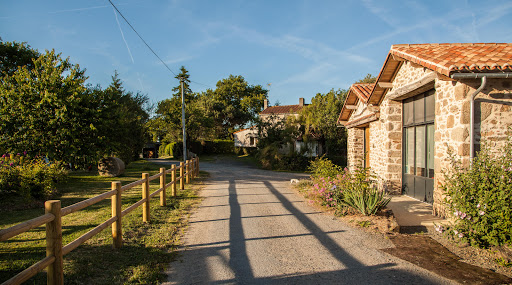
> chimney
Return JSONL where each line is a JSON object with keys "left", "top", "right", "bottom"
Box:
{"left": 299, "top": 97, "right": 305, "bottom": 107}
{"left": 264, "top": 99, "right": 268, "bottom": 110}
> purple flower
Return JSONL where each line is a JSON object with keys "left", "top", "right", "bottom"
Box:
{"left": 477, "top": 204, "right": 481, "bottom": 208}
{"left": 23, "top": 151, "right": 27, "bottom": 155}
{"left": 9, "top": 163, "right": 13, "bottom": 166}
{"left": 460, "top": 213, "right": 467, "bottom": 219}
{"left": 458, "top": 233, "right": 464, "bottom": 238}
{"left": 453, "top": 230, "right": 459, "bottom": 235}
{"left": 479, "top": 210, "right": 485, "bottom": 216}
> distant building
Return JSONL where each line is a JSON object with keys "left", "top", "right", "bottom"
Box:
{"left": 260, "top": 97, "right": 323, "bottom": 157}
{"left": 234, "top": 127, "right": 258, "bottom": 148}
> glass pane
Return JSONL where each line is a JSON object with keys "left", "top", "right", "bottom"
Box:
{"left": 416, "top": 126, "right": 426, "bottom": 176}
{"left": 414, "top": 94, "right": 425, "bottom": 124}
{"left": 405, "top": 128, "right": 415, "bottom": 174}
{"left": 403, "top": 98, "right": 414, "bottom": 126}
{"left": 425, "top": 90, "right": 435, "bottom": 122}
{"left": 427, "top": 124, "right": 435, "bottom": 178}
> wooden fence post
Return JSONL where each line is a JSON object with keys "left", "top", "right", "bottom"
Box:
{"left": 186, "top": 160, "right": 190, "bottom": 184}
{"left": 45, "top": 200, "right": 63, "bottom": 285}
{"left": 142, "top": 173, "right": 150, "bottom": 223}
{"left": 171, "top": 164, "right": 177, "bottom": 196}
{"left": 196, "top": 157, "right": 199, "bottom": 176}
{"left": 192, "top": 158, "right": 196, "bottom": 178}
{"left": 180, "top": 162, "right": 185, "bottom": 190}
{"left": 111, "top": 181, "right": 122, "bottom": 249}
{"left": 160, "top": 168, "right": 166, "bottom": 207}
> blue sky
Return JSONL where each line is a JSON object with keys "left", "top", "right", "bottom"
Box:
{"left": 1, "top": 0, "right": 512, "bottom": 107}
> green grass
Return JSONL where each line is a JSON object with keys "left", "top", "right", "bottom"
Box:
{"left": 0, "top": 160, "right": 206, "bottom": 284}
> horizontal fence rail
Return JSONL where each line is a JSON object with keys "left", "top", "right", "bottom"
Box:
{"left": 0, "top": 157, "right": 199, "bottom": 285}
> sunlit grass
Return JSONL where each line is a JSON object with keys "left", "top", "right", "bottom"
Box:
{"left": 0, "top": 160, "right": 206, "bottom": 284}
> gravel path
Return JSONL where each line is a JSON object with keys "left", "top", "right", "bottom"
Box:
{"left": 164, "top": 159, "right": 455, "bottom": 284}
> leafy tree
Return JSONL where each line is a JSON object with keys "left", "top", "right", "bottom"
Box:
{"left": 94, "top": 72, "right": 151, "bottom": 163}
{"left": 300, "top": 88, "right": 348, "bottom": 156}
{"left": 0, "top": 41, "right": 40, "bottom": 77}
{"left": 149, "top": 67, "right": 213, "bottom": 144}
{"left": 0, "top": 42, "right": 150, "bottom": 167}
{"left": 355, "top": 73, "right": 377, "bottom": 84}
{"left": 0, "top": 49, "right": 99, "bottom": 167}
{"left": 210, "top": 75, "right": 268, "bottom": 138}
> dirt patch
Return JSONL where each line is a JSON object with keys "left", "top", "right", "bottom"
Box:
{"left": 429, "top": 230, "right": 512, "bottom": 279}
{"left": 382, "top": 234, "right": 512, "bottom": 285}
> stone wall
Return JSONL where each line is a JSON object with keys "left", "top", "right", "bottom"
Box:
{"left": 347, "top": 127, "right": 364, "bottom": 169}
{"left": 433, "top": 78, "right": 512, "bottom": 216}
{"left": 368, "top": 98, "right": 402, "bottom": 194}
{"left": 346, "top": 60, "right": 512, "bottom": 215}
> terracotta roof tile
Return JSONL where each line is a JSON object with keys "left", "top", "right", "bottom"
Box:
{"left": 390, "top": 43, "right": 512, "bottom": 76}
{"left": 351, "top": 83, "right": 374, "bottom": 102}
{"left": 260, "top": 104, "right": 303, "bottom": 115}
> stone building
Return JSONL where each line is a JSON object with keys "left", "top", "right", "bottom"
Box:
{"left": 233, "top": 127, "right": 258, "bottom": 148}
{"left": 338, "top": 43, "right": 512, "bottom": 216}
{"left": 260, "top": 98, "right": 323, "bottom": 157}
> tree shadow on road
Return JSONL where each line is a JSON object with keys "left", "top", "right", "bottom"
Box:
{"left": 167, "top": 173, "right": 444, "bottom": 284}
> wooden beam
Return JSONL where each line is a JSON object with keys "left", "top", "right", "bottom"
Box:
{"left": 391, "top": 54, "right": 406, "bottom": 62}
{"left": 345, "top": 105, "right": 357, "bottom": 110}
{"left": 387, "top": 72, "right": 437, "bottom": 101}
{"left": 367, "top": 104, "right": 380, "bottom": 112}
{"left": 377, "top": 82, "right": 393, "bottom": 89}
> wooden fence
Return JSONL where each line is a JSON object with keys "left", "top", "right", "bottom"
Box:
{"left": 0, "top": 157, "right": 200, "bottom": 285}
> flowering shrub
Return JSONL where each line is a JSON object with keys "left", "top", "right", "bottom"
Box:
{"left": 308, "top": 156, "right": 344, "bottom": 179}
{"left": 0, "top": 153, "right": 67, "bottom": 200}
{"left": 442, "top": 137, "right": 512, "bottom": 248}
{"left": 309, "top": 158, "right": 390, "bottom": 216}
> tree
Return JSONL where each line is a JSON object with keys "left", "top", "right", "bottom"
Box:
{"left": 300, "top": 89, "right": 348, "bottom": 156}
{"left": 355, "top": 73, "right": 377, "bottom": 84}
{"left": 0, "top": 48, "right": 99, "bottom": 167}
{"left": 148, "top": 67, "right": 213, "bottom": 144}
{"left": 94, "top": 72, "right": 150, "bottom": 163}
{"left": 0, "top": 42, "right": 151, "bottom": 167}
{"left": 210, "top": 75, "right": 268, "bottom": 138}
{"left": 0, "top": 41, "right": 40, "bottom": 78}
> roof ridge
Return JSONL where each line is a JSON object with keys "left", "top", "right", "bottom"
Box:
{"left": 391, "top": 43, "right": 511, "bottom": 49}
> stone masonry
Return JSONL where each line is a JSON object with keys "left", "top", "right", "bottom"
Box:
{"left": 345, "top": 60, "right": 512, "bottom": 216}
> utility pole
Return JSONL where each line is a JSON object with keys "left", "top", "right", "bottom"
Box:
{"left": 180, "top": 77, "right": 187, "bottom": 162}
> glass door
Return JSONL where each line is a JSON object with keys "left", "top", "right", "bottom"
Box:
{"left": 402, "top": 90, "right": 435, "bottom": 203}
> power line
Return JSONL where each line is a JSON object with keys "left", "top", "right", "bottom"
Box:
{"left": 108, "top": 0, "right": 177, "bottom": 77}
{"left": 108, "top": 0, "right": 214, "bottom": 89}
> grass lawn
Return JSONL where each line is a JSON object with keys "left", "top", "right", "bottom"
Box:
{"left": 0, "top": 160, "right": 206, "bottom": 284}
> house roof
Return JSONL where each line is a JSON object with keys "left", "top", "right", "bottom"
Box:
{"left": 337, "top": 83, "right": 375, "bottom": 124}
{"left": 367, "top": 43, "right": 512, "bottom": 106}
{"left": 233, "top": 127, "right": 256, "bottom": 134}
{"left": 260, "top": 104, "right": 303, "bottom": 115}
{"left": 390, "top": 43, "right": 512, "bottom": 76}
{"left": 339, "top": 43, "right": 512, "bottom": 127}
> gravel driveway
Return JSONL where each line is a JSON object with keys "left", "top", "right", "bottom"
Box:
{"left": 164, "top": 159, "right": 454, "bottom": 284}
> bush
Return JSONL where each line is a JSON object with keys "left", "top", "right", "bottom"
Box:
{"left": 309, "top": 156, "right": 344, "bottom": 179}
{"left": 202, "top": 140, "right": 234, "bottom": 154}
{"left": 309, "top": 158, "right": 390, "bottom": 216}
{"left": 159, "top": 142, "right": 183, "bottom": 158}
{"left": 0, "top": 153, "right": 67, "bottom": 200}
{"left": 441, "top": 138, "right": 512, "bottom": 248}
{"left": 256, "top": 144, "right": 312, "bottom": 171}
